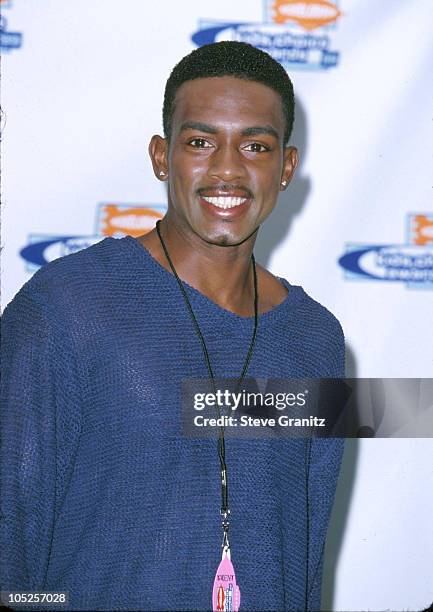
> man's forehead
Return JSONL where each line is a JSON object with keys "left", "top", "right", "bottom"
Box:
{"left": 172, "top": 76, "right": 285, "bottom": 130}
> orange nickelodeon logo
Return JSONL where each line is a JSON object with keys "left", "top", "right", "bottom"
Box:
{"left": 411, "top": 215, "right": 433, "bottom": 246}
{"left": 271, "top": 0, "right": 342, "bottom": 30}
{"left": 100, "top": 204, "right": 164, "bottom": 237}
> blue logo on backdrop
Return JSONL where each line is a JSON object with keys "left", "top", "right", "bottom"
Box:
{"left": 20, "top": 203, "right": 167, "bottom": 270}
{"left": 338, "top": 214, "right": 433, "bottom": 290}
{"left": 0, "top": 2, "right": 23, "bottom": 52}
{"left": 191, "top": 0, "right": 342, "bottom": 71}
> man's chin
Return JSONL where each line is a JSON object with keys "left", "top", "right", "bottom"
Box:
{"left": 197, "top": 226, "right": 259, "bottom": 248}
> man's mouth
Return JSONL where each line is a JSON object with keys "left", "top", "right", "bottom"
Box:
{"left": 200, "top": 196, "right": 248, "bottom": 209}
{"left": 198, "top": 187, "right": 252, "bottom": 212}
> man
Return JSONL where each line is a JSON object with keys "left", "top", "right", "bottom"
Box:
{"left": 1, "top": 42, "right": 345, "bottom": 611}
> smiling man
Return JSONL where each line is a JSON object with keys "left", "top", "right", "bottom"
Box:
{"left": 1, "top": 42, "right": 345, "bottom": 611}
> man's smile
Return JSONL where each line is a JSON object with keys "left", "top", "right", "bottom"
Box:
{"left": 198, "top": 185, "right": 251, "bottom": 210}
{"left": 197, "top": 193, "right": 252, "bottom": 218}
{"left": 201, "top": 196, "right": 248, "bottom": 209}
{"left": 197, "top": 186, "right": 253, "bottom": 213}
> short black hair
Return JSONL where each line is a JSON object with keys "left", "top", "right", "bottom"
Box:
{"left": 163, "top": 41, "right": 295, "bottom": 145}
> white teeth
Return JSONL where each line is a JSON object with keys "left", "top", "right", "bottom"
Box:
{"left": 201, "top": 196, "right": 248, "bottom": 209}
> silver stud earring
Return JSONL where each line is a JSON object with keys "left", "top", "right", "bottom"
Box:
{"left": 159, "top": 171, "right": 165, "bottom": 176}
{"left": 281, "top": 180, "right": 287, "bottom": 187}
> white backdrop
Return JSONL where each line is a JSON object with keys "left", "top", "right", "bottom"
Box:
{"left": 1, "top": 1, "right": 432, "bottom": 610}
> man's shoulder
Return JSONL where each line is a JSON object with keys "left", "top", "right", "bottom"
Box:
{"left": 4, "top": 237, "right": 119, "bottom": 317}
{"left": 294, "top": 284, "right": 344, "bottom": 337}
{"left": 259, "top": 263, "right": 344, "bottom": 337}
{"left": 273, "top": 274, "right": 345, "bottom": 362}
{"left": 284, "top": 281, "right": 345, "bottom": 376}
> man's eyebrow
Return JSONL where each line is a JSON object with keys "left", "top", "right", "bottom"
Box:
{"left": 179, "top": 121, "right": 280, "bottom": 140}
{"left": 240, "top": 125, "right": 279, "bottom": 140}
{"left": 179, "top": 121, "right": 218, "bottom": 134}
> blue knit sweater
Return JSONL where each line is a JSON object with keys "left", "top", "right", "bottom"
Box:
{"left": 1, "top": 235, "right": 345, "bottom": 611}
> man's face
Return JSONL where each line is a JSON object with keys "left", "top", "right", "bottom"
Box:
{"left": 150, "top": 76, "right": 298, "bottom": 247}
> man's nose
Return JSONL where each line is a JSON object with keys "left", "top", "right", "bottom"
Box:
{"left": 207, "top": 144, "right": 246, "bottom": 181}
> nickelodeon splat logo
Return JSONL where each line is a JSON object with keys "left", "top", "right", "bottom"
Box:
{"left": 100, "top": 204, "right": 164, "bottom": 236}
{"left": 20, "top": 203, "right": 167, "bottom": 271}
{"left": 271, "top": 0, "right": 341, "bottom": 30}
{"left": 339, "top": 214, "right": 433, "bottom": 289}
{"left": 411, "top": 214, "right": 433, "bottom": 246}
{"left": 191, "top": 0, "right": 342, "bottom": 71}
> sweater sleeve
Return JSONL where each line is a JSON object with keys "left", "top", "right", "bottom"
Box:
{"left": 306, "top": 321, "right": 346, "bottom": 611}
{"left": 0, "top": 282, "right": 82, "bottom": 594}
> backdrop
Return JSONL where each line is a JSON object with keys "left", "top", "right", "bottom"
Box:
{"left": 1, "top": 1, "right": 432, "bottom": 610}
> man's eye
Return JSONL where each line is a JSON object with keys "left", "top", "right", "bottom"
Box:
{"left": 188, "top": 138, "right": 212, "bottom": 148}
{"left": 243, "top": 143, "right": 269, "bottom": 153}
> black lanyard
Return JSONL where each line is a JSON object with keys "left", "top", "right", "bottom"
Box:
{"left": 156, "top": 220, "right": 259, "bottom": 551}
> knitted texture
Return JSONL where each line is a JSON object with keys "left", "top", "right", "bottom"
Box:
{"left": 1, "top": 235, "right": 345, "bottom": 611}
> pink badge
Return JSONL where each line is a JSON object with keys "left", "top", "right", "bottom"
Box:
{"left": 212, "top": 549, "right": 241, "bottom": 611}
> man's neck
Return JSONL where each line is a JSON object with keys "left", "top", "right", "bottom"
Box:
{"left": 137, "top": 218, "right": 258, "bottom": 317}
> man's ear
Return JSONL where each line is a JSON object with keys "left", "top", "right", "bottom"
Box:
{"left": 148, "top": 135, "right": 169, "bottom": 181}
{"left": 280, "top": 146, "right": 299, "bottom": 190}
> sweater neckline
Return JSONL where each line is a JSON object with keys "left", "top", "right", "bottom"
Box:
{"left": 114, "top": 234, "right": 304, "bottom": 325}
